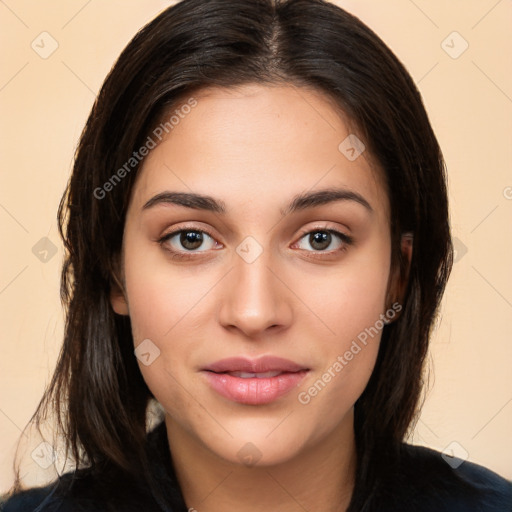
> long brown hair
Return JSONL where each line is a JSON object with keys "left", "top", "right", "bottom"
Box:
{"left": 13, "top": 1, "right": 452, "bottom": 510}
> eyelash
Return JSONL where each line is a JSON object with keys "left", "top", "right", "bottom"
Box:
{"left": 157, "top": 225, "right": 354, "bottom": 261}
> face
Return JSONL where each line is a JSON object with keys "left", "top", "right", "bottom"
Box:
{"left": 112, "top": 84, "right": 398, "bottom": 467}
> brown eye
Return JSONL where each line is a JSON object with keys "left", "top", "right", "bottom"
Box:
{"left": 159, "top": 229, "right": 218, "bottom": 253}
{"left": 309, "top": 231, "right": 331, "bottom": 251}
{"left": 179, "top": 231, "right": 204, "bottom": 250}
{"left": 295, "top": 229, "right": 352, "bottom": 253}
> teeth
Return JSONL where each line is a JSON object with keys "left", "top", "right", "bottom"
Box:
{"left": 228, "top": 371, "right": 283, "bottom": 378}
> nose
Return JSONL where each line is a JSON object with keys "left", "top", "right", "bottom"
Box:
{"left": 218, "top": 247, "right": 293, "bottom": 339}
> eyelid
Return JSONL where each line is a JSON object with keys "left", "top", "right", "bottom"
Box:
{"left": 294, "top": 223, "right": 352, "bottom": 241}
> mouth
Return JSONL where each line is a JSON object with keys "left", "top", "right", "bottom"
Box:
{"left": 202, "top": 356, "right": 310, "bottom": 405}
{"left": 220, "top": 370, "right": 285, "bottom": 378}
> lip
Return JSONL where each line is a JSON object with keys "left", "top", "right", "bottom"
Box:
{"left": 203, "top": 356, "right": 307, "bottom": 374}
{"left": 202, "top": 356, "right": 310, "bottom": 405}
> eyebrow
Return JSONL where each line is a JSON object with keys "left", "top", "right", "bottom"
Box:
{"left": 142, "top": 187, "right": 373, "bottom": 215}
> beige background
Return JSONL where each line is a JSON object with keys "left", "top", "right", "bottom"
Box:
{"left": 1, "top": 0, "right": 511, "bottom": 494}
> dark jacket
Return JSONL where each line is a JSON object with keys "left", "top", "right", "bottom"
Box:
{"left": 2, "top": 421, "right": 511, "bottom": 511}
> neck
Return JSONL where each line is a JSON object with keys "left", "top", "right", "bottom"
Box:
{"left": 165, "top": 411, "right": 357, "bottom": 512}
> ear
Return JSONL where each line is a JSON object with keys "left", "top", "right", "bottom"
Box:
{"left": 397, "top": 232, "right": 413, "bottom": 302}
{"left": 109, "top": 260, "right": 129, "bottom": 316}
{"left": 385, "top": 232, "right": 413, "bottom": 313}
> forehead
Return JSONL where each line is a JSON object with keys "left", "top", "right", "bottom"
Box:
{"left": 130, "top": 84, "right": 389, "bottom": 219}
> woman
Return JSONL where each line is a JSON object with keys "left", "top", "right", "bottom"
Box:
{"left": 2, "top": 0, "right": 511, "bottom": 511}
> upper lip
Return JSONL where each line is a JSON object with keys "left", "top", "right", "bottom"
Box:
{"left": 203, "top": 356, "right": 308, "bottom": 373}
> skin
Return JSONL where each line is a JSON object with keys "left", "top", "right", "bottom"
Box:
{"left": 111, "top": 84, "right": 410, "bottom": 512}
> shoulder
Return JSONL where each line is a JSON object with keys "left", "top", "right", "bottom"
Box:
{"left": 0, "top": 469, "right": 159, "bottom": 512}
{"left": 1, "top": 473, "right": 98, "bottom": 512}
{"left": 380, "top": 442, "right": 512, "bottom": 512}
{"left": 1, "top": 423, "right": 180, "bottom": 512}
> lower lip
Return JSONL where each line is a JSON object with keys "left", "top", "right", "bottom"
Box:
{"left": 203, "top": 371, "right": 309, "bottom": 405}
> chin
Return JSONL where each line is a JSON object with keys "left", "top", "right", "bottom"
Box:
{"left": 208, "top": 431, "right": 308, "bottom": 468}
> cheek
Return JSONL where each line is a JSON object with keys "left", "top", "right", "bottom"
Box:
{"left": 294, "top": 249, "right": 391, "bottom": 344}
{"left": 122, "top": 245, "right": 215, "bottom": 342}
{"left": 292, "top": 245, "right": 390, "bottom": 411}
{"left": 122, "top": 248, "right": 219, "bottom": 412}
{"left": 295, "top": 279, "right": 386, "bottom": 434}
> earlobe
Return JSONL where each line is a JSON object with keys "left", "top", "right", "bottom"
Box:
{"left": 400, "top": 232, "right": 413, "bottom": 282}
{"left": 110, "top": 284, "right": 129, "bottom": 315}
{"left": 385, "top": 232, "right": 414, "bottom": 316}
{"left": 109, "top": 263, "right": 129, "bottom": 315}
{"left": 396, "top": 232, "right": 413, "bottom": 304}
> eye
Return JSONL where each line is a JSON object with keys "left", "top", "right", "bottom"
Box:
{"left": 293, "top": 228, "right": 353, "bottom": 254}
{"left": 158, "top": 228, "right": 220, "bottom": 255}
{"left": 157, "top": 225, "right": 353, "bottom": 261}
